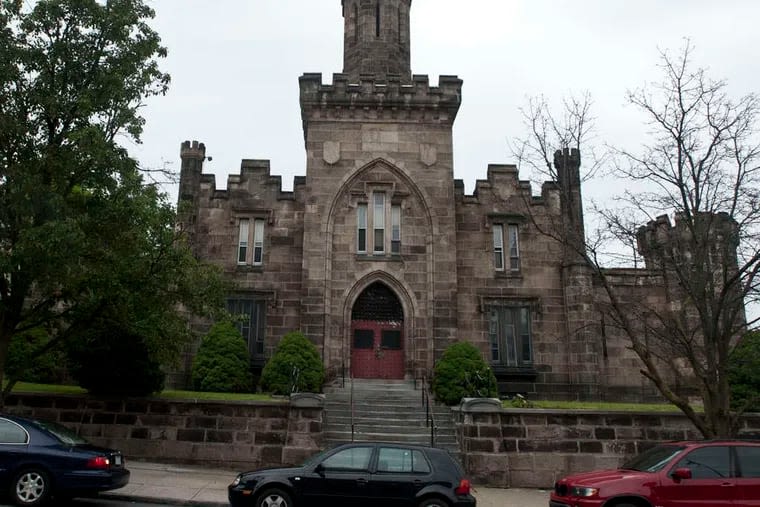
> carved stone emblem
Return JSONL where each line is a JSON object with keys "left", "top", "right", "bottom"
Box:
{"left": 323, "top": 141, "right": 341, "bottom": 165}
{"left": 420, "top": 143, "right": 437, "bottom": 166}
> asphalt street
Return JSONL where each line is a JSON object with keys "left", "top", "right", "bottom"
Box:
{"left": 0, "top": 499, "right": 166, "bottom": 507}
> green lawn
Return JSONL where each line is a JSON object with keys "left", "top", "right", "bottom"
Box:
{"left": 9, "top": 382, "right": 277, "bottom": 402}
{"left": 506, "top": 399, "right": 688, "bottom": 412}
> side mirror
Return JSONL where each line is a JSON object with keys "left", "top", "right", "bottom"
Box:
{"left": 671, "top": 468, "right": 692, "bottom": 481}
{"left": 314, "top": 463, "right": 325, "bottom": 475}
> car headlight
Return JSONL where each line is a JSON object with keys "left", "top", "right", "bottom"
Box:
{"left": 570, "top": 486, "right": 599, "bottom": 497}
{"left": 231, "top": 474, "right": 242, "bottom": 487}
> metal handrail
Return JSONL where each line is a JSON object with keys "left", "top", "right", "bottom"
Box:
{"left": 422, "top": 375, "right": 436, "bottom": 447}
{"left": 350, "top": 371, "right": 355, "bottom": 442}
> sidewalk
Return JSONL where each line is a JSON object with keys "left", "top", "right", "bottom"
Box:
{"left": 103, "top": 461, "right": 551, "bottom": 507}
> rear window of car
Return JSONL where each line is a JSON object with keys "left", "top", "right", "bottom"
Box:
{"left": 376, "top": 447, "right": 430, "bottom": 474}
{"left": 34, "top": 420, "right": 89, "bottom": 445}
{"left": 736, "top": 446, "right": 760, "bottom": 478}
{"left": 0, "top": 419, "right": 28, "bottom": 444}
{"left": 622, "top": 444, "right": 685, "bottom": 472}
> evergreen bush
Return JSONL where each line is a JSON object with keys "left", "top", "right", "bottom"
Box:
{"left": 191, "top": 321, "right": 253, "bottom": 393}
{"left": 432, "top": 341, "right": 498, "bottom": 405}
{"left": 260, "top": 331, "right": 324, "bottom": 395}
{"left": 729, "top": 330, "right": 760, "bottom": 412}
{"left": 67, "top": 326, "right": 165, "bottom": 396}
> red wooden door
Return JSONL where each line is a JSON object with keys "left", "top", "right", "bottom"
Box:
{"left": 351, "top": 320, "right": 404, "bottom": 379}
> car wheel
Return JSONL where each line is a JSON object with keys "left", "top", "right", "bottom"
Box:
{"left": 419, "top": 498, "right": 451, "bottom": 507}
{"left": 256, "top": 488, "right": 293, "bottom": 507}
{"left": 11, "top": 468, "right": 51, "bottom": 506}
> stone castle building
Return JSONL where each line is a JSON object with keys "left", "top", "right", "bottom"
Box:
{"left": 176, "top": 0, "right": 690, "bottom": 400}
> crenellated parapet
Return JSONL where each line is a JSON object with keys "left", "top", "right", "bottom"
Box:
{"left": 192, "top": 157, "right": 306, "bottom": 204}
{"left": 299, "top": 73, "right": 462, "bottom": 139}
{"left": 455, "top": 163, "right": 557, "bottom": 208}
{"left": 636, "top": 212, "right": 739, "bottom": 269}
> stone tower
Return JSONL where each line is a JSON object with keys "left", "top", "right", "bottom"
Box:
{"left": 342, "top": 0, "right": 412, "bottom": 79}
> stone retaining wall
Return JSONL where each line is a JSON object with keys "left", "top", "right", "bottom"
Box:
{"left": 3, "top": 392, "right": 324, "bottom": 470}
{"left": 454, "top": 399, "right": 760, "bottom": 488}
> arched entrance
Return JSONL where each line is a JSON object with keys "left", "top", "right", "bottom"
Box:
{"left": 351, "top": 282, "right": 404, "bottom": 379}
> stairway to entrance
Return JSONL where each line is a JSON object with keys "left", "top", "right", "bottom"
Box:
{"left": 323, "top": 378, "right": 460, "bottom": 456}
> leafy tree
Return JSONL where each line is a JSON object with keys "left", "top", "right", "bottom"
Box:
{"left": 6, "top": 327, "right": 68, "bottom": 384}
{"left": 729, "top": 331, "right": 760, "bottom": 413}
{"left": 260, "top": 331, "right": 324, "bottom": 395}
{"left": 432, "top": 342, "right": 498, "bottom": 406}
{"left": 192, "top": 322, "right": 253, "bottom": 393}
{"left": 0, "top": 0, "right": 226, "bottom": 401}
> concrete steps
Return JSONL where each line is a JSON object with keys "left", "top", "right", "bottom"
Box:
{"left": 323, "top": 379, "right": 461, "bottom": 455}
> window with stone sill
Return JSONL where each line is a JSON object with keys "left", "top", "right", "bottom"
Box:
{"left": 356, "top": 193, "right": 401, "bottom": 256}
{"left": 493, "top": 223, "right": 520, "bottom": 272}
{"left": 237, "top": 217, "right": 265, "bottom": 266}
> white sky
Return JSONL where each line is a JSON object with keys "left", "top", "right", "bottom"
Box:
{"left": 133, "top": 0, "right": 760, "bottom": 204}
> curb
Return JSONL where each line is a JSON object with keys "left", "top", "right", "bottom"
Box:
{"left": 101, "top": 492, "right": 227, "bottom": 507}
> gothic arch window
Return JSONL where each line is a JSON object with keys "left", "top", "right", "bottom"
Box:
{"left": 352, "top": 282, "right": 403, "bottom": 322}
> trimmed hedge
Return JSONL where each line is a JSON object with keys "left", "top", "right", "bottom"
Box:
{"left": 432, "top": 341, "right": 498, "bottom": 405}
{"left": 191, "top": 322, "right": 253, "bottom": 393}
{"left": 260, "top": 331, "right": 324, "bottom": 395}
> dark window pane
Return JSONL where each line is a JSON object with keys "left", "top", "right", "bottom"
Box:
{"left": 322, "top": 447, "right": 373, "bottom": 470}
{"left": 412, "top": 450, "right": 431, "bottom": 473}
{"left": 381, "top": 330, "right": 402, "bottom": 350}
{"left": 374, "top": 229, "right": 384, "bottom": 252}
{"left": 353, "top": 330, "right": 374, "bottom": 349}
{"left": 391, "top": 240, "right": 400, "bottom": 254}
{"left": 673, "top": 447, "right": 730, "bottom": 479}
{"left": 358, "top": 229, "right": 366, "bottom": 252}
{"left": 737, "top": 446, "right": 760, "bottom": 478}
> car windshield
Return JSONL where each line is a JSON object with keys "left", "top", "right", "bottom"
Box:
{"left": 35, "top": 420, "right": 90, "bottom": 445}
{"left": 622, "top": 445, "right": 685, "bottom": 472}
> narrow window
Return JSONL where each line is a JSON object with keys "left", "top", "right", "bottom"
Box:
{"left": 227, "top": 298, "right": 266, "bottom": 359}
{"left": 391, "top": 204, "right": 401, "bottom": 254}
{"left": 253, "top": 218, "right": 264, "bottom": 265}
{"left": 489, "top": 306, "right": 533, "bottom": 367}
{"left": 375, "top": 1, "right": 381, "bottom": 37}
{"left": 357, "top": 204, "right": 367, "bottom": 253}
{"left": 508, "top": 224, "right": 520, "bottom": 271}
{"left": 493, "top": 224, "right": 504, "bottom": 270}
{"left": 237, "top": 218, "right": 249, "bottom": 264}
{"left": 373, "top": 193, "right": 385, "bottom": 253}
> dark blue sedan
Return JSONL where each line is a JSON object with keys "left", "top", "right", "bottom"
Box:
{"left": 0, "top": 414, "right": 129, "bottom": 505}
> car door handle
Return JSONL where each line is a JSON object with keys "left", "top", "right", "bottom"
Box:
{"left": 356, "top": 478, "right": 368, "bottom": 485}
{"left": 720, "top": 482, "right": 734, "bottom": 487}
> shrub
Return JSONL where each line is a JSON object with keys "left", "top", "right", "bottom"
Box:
{"left": 191, "top": 322, "right": 253, "bottom": 393}
{"left": 67, "top": 326, "right": 165, "bottom": 396}
{"left": 432, "top": 341, "right": 498, "bottom": 405}
{"left": 729, "top": 330, "right": 760, "bottom": 412}
{"left": 260, "top": 331, "right": 324, "bottom": 395}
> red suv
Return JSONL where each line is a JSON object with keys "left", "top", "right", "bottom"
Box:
{"left": 550, "top": 440, "right": 760, "bottom": 507}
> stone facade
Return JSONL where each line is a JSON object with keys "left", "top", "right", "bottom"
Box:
{"left": 175, "top": 1, "right": 712, "bottom": 401}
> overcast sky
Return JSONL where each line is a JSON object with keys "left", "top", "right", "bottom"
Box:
{"left": 133, "top": 0, "right": 760, "bottom": 204}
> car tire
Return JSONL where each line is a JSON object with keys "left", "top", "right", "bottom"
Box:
{"left": 419, "top": 498, "right": 451, "bottom": 507}
{"left": 256, "top": 487, "right": 293, "bottom": 507}
{"left": 11, "top": 468, "right": 51, "bottom": 506}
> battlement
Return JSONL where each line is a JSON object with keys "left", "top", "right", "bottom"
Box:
{"left": 196, "top": 159, "right": 307, "bottom": 203}
{"left": 299, "top": 72, "right": 462, "bottom": 130}
{"left": 180, "top": 140, "right": 206, "bottom": 159}
{"left": 637, "top": 211, "right": 739, "bottom": 264}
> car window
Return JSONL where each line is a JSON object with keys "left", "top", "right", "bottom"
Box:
{"left": 736, "top": 446, "right": 760, "bottom": 478}
{"left": 672, "top": 446, "right": 731, "bottom": 479}
{"left": 622, "top": 444, "right": 685, "bottom": 472}
{"left": 376, "top": 447, "right": 430, "bottom": 474}
{"left": 0, "top": 419, "right": 28, "bottom": 444}
{"left": 34, "top": 420, "right": 89, "bottom": 445}
{"left": 321, "top": 446, "right": 373, "bottom": 471}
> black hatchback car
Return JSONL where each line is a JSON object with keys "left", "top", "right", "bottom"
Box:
{"left": 229, "top": 442, "right": 476, "bottom": 507}
{"left": 0, "top": 414, "right": 129, "bottom": 505}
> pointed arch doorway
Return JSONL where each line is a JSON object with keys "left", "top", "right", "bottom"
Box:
{"left": 351, "top": 282, "right": 404, "bottom": 379}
